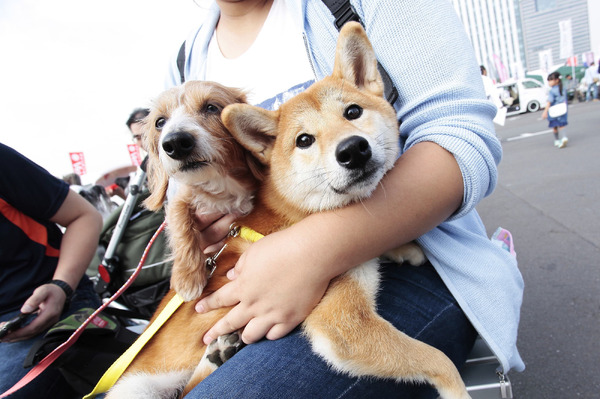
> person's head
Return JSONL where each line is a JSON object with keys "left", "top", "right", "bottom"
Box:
{"left": 62, "top": 172, "right": 81, "bottom": 185}
{"left": 566, "top": 74, "right": 572, "bottom": 80}
{"left": 547, "top": 71, "right": 563, "bottom": 94}
{"left": 126, "top": 108, "right": 150, "bottom": 150}
{"left": 480, "top": 65, "right": 487, "bottom": 76}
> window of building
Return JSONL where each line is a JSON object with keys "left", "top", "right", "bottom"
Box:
{"left": 535, "top": 0, "right": 556, "bottom": 12}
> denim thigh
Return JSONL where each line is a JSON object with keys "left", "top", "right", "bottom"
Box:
{"left": 185, "top": 262, "right": 477, "bottom": 399}
{"left": 0, "top": 276, "right": 101, "bottom": 398}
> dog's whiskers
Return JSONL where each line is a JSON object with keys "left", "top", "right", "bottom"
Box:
{"left": 357, "top": 195, "right": 375, "bottom": 217}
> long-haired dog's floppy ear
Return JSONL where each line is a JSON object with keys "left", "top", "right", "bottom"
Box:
{"left": 222, "top": 103, "right": 279, "bottom": 165}
{"left": 144, "top": 153, "right": 169, "bottom": 211}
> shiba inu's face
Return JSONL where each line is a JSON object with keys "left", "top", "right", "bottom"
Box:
{"left": 223, "top": 22, "right": 399, "bottom": 215}
{"left": 268, "top": 82, "right": 399, "bottom": 212}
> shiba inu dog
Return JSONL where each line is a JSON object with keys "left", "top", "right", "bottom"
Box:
{"left": 106, "top": 22, "right": 469, "bottom": 399}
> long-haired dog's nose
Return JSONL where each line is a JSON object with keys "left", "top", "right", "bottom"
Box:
{"left": 335, "top": 136, "right": 372, "bottom": 169}
{"left": 162, "top": 131, "right": 195, "bottom": 160}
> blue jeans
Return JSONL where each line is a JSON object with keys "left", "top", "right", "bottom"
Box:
{"left": 586, "top": 83, "right": 598, "bottom": 101}
{"left": 0, "top": 276, "right": 101, "bottom": 399}
{"left": 185, "top": 261, "right": 477, "bottom": 399}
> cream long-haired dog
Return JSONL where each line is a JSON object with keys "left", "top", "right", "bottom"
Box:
{"left": 142, "top": 82, "right": 262, "bottom": 303}
{"left": 107, "top": 22, "right": 470, "bottom": 399}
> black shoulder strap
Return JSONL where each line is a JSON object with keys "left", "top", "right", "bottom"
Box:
{"left": 320, "top": 0, "right": 399, "bottom": 105}
{"left": 177, "top": 41, "right": 186, "bottom": 85}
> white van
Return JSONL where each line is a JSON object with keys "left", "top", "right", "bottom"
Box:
{"left": 496, "top": 78, "right": 548, "bottom": 116}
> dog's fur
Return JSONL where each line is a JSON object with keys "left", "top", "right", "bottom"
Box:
{"left": 107, "top": 22, "right": 469, "bottom": 399}
{"left": 143, "top": 82, "right": 263, "bottom": 302}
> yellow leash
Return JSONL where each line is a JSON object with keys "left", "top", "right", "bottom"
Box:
{"left": 83, "top": 293, "right": 184, "bottom": 398}
{"left": 84, "top": 225, "right": 263, "bottom": 398}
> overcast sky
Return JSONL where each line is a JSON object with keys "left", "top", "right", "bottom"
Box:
{"left": 0, "top": 0, "right": 208, "bottom": 184}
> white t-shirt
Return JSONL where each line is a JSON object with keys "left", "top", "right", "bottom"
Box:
{"left": 481, "top": 75, "right": 502, "bottom": 109}
{"left": 205, "top": 0, "right": 314, "bottom": 109}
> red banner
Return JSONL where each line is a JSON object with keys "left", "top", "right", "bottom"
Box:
{"left": 69, "top": 152, "right": 87, "bottom": 176}
{"left": 127, "top": 144, "right": 142, "bottom": 166}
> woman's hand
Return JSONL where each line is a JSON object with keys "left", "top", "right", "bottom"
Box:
{"left": 195, "top": 227, "right": 332, "bottom": 345}
{"left": 195, "top": 211, "right": 241, "bottom": 254}
{"left": 1, "top": 283, "right": 68, "bottom": 342}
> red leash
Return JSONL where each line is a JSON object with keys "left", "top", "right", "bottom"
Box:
{"left": 0, "top": 221, "right": 166, "bottom": 398}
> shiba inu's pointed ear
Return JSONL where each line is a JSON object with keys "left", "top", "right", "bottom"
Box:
{"left": 332, "top": 21, "right": 384, "bottom": 98}
{"left": 222, "top": 103, "right": 278, "bottom": 165}
{"left": 144, "top": 154, "right": 169, "bottom": 211}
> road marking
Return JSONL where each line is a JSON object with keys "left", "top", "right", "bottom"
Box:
{"left": 505, "top": 129, "right": 553, "bottom": 142}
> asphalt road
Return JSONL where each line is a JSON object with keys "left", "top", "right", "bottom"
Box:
{"left": 476, "top": 101, "right": 600, "bottom": 398}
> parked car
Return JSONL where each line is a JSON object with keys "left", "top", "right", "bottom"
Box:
{"left": 496, "top": 78, "right": 548, "bottom": 116}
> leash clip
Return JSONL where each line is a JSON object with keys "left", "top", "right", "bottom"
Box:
{"left": 228, "top": 223, "right": 240, "bottom": 238}
{"left": 204, "top": 224, "right": 240, "bottom": 278}
{"left": 204, "top": 243, "right": 227, "bottom": 279}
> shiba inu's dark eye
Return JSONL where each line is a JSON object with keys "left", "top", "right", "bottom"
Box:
{"left": 155, "top": 118, "right": 166, "bottom": 130}
{"left": 344, "top": 104, "right": 363, "bottom": 120}
{"left": 296, "top": 133, "right": 315, "bottom": 149}
{"left": 205, "top": 103, "right": 220, "bottom": 114}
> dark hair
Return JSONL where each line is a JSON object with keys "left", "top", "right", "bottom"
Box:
{"left": 62, "top": 173, "right": 81, "bottom": 186}
{"left": 547, "top": 71, "right": 563, "bottom": 96}
{"left": 126, "top": 108, "right": 150, "bottom": 129}
{"left": 480, "top": 65, "right": 487, "bottom": 75}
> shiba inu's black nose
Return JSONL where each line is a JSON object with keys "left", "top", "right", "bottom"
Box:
{"left": 336, "top": 136, "right": 372, "bottom": 169}
{"left": 162, "top": 131, "right": 195, "bottom": 160}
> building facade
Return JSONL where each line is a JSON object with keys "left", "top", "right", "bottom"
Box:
{"left": 519, "top": 0, "right": 592, "bottom": 71}
{"left": 451, "top": 0, "right": 598, "bottom": 81}
{"left": 451, "top": 0, "right": 526, "bottom": 81}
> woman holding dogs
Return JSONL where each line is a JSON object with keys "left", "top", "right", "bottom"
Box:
{"left": 166, "top": 0, "right": 524, "bottom": 397}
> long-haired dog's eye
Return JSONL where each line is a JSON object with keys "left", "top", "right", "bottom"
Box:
{"left": 205, "top": 104, "right": 220, "bottom": 114}
{"left": 155, "top": 117, "right": 166, "bottom": 130}
{"left": 344, "top": 104, "right": 363, "bottom": 120}
{"left": 296, "top": 133, "right": 315, "bottom": 149}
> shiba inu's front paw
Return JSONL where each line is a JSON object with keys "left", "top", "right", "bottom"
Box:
{"left": 205, "top": 331, "right": 245, "bottom": 367}
{"left": 384, "top": 242, "right": 426, "bottom": 266}
{"left": 171, "top": 270, "right": 207, "bottom": 302}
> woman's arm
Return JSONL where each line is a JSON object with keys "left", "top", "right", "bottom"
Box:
{"left": 197, "top": 141, "right": 462, "bottom": 344}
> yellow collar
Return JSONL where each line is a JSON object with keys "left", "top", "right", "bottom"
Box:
{"left": 234, "top": 225, "right": 265, "bottom": 243}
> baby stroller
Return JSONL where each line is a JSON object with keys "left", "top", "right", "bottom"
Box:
{"left": 90, "top": 157, "right": 172, "bottom": 321}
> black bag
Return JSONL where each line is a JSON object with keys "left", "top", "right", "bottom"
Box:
{"left": 24, "top": 308, "right": 139, "bottom": 395}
